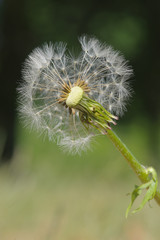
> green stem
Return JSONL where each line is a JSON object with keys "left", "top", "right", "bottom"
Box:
{"left": 106, "top": 129, "right": 160, "bottom": 206}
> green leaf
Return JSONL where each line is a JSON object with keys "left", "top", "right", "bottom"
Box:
{"left": 126, "top": 168, "right": 158, "bottom": 217}
{"left": 132, "top": 180, "right": 157, "bottom": 214}
{"left": 126, "top": 185, "right": 141, "bottom": 218}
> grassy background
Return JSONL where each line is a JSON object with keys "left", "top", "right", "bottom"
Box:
{"left": 0, "top": 118, "right": 160, "bottom": 240}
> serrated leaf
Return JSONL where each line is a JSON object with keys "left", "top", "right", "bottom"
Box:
{"left": 132, "top": 179, "right": 157, "bottom": 214}
{"left": 125, "top": 185, "right": 141, "bottom": 218}
{"left": 126, "top": 177, "right": 158, "bottom": 217}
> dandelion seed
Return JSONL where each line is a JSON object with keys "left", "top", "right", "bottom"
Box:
{"left": 18, "top": 36, "right": 132, "bottom": 154}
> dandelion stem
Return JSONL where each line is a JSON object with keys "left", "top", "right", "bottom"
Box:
{"left": 106, "top": 129, "right": 160, "bottom": 206}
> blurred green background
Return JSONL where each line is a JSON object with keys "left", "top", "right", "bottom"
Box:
{"left": 0, "top": 0, "right": 160, "bottom": 239}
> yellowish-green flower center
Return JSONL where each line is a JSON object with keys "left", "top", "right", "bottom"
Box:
{"left": 66, "top": 86, "right": 84, "bottom": 108}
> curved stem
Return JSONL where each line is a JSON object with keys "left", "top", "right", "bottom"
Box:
{"left": 106, "top": 129, "right": 160, "bottom": 206}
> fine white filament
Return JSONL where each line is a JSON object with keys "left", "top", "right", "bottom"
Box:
{"left": 18, "top": 36, "right": 132, "bottom": 154}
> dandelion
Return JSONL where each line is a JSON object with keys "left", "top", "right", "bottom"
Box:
{"left": 18, "top": 36, "right": 132, "bottom": 154}
{"left": 18, "top": 35, "right": 160, "bottom": 215}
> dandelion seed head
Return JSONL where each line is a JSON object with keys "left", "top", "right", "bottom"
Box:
{"left": 18, "top": 36, "right": 132, "bottom": 154}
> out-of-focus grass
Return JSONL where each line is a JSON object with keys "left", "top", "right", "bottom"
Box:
{"left": 0, "top": 118, "right": 160, "bottom": 240}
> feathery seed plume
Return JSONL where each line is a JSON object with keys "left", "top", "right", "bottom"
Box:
{"left": 18, "top": 36, "right": 132, "bottom": 154}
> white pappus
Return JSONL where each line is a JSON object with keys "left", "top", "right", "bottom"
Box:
{"left": 18, "top": 36, "right": 132, "bottom": 154}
